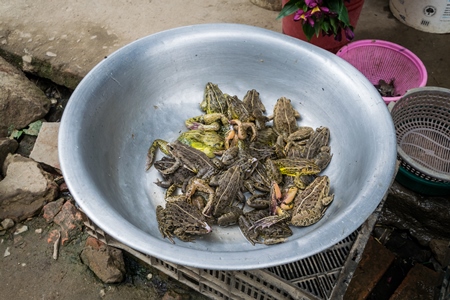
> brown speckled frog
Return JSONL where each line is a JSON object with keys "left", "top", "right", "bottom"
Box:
{"left": 156, "top": 199, "right": 212, "bottom": 244}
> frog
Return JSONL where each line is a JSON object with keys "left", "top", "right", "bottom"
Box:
{"left": 243, "top": 162, "right": 272, "bottom": 195}
{"left": 226, "top": 94, "right": 257, "bottom": 141}
{"left": 146, "top": 139, "right": 170, "bottom": 170}
{"left": 242, "top": 89, "right": 268, "bottom": 130}
{"left": 156, "top": 199, "right": 212, "bottom": 244}
{"left": 272, "top": 158, "right": 321, "bottom": 177}
{"left": 216, "top": 206, "right": 243, "bottom": 227}
{"left": 313, "top": 145, "right": 333, "bottom": 171}
{"left": 270, "top": 97, "right": 300, "bottom": 136}
{"left": 375, "top": 79, "right": 396, "bottom": 97}
{"left": 153, "top": 156, "right": 196, "bottom": 192}
{"left": 184, "top": 177, "right": 215, "bottom": 211}
{"left": 246, "top": 193, "right": 270, "bottom": 209}
{"left": 245, "top": 125, "right": 278, "bottom": 160}
{"left": 271, "top": 157, "right": 321, "bottom": 190}
{"left": 202, "top": 165, "right": 244, "bottom": 219}
{"left": 268, "top": 97, "right": 301, "bottom": 157}
{"left": 177, "top": 130, "right": 225, "bottom": 158}
{"left": 284, "top": 126, "right": 314, "bottom": 154}
{"left": 185, "top": 112, "right": 230, "bottom": 132}
{"left": 290, "top": 175, "right": 334, "bottom": 227}
{"left": 155, "top": 140, "right": 219, "bottom": 179}
{"left": 200, "top": 82, "right": 228, "bottom": 114}
{"left": 238, "top": 209, "right": 293, "bottom": 245}
{"left": 301, "top": 126, "right": 330, "bottom": 160}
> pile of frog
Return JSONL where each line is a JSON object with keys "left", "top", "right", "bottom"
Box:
{"left": 146, "top": 82, "right": 334, "bottom": 245}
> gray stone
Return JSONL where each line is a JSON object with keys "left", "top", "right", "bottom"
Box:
{"left": 378, "top": 181, "right": 450, "bottom": 246}
{"left": 0, "top": 218, "right": 14, "bottom": 230}
{"left": 29, "top": 122, "right": 60, "bottom": 170}
{"left": 0, "top": 56, "right": 50, "bottom": 137}
{"left": 80, "top": 236, "right": 126, "bottom": 284}
{"left": 0, "top": 153, "right": 59, "bottom": 222}
{"left": 0, "top": 138, "right": 18, "bottom": 175}
{"left": 429, "top": 239, "right": 450, "bottom": 267}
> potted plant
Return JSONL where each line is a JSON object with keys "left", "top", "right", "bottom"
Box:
{"left": 279, "top": 0, "right": 365, "bottom": 53}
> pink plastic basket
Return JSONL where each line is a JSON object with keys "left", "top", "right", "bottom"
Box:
{"left": 336, "top": 40, "right": 427, "bottom": 104}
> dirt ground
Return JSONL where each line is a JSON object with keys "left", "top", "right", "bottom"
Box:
{"left": 1, "top": 0, "right": 450, "bottom": 299}
{"left": 0, "top": 216, "right": 208, "bottom": 300}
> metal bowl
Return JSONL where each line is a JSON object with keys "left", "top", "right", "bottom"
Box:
{"left": 59, "top": 24, "right": 397, "bottom": 270}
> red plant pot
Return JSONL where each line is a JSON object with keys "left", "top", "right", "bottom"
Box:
{"left": 281, "top": 0, "right": 365, "bottom": 53}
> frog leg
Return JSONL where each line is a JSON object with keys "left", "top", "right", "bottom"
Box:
{"left": 202, "top": 199, "right": 215, "bottom": 217}
{"left": 191, "top": 194, "right": 206, "bottom": 211}
{"left": 173, "top": 228, "right": 195, "bottom": 243}
{"left": 146, "top": 139, "right": 169, "bottom": 171}
{"left": 158, "top": 157, "right": 182, "bottom": 175}
{"left": 185, "top": 113, "right": 228, "bottom": 131}
{"left": 185, "top": 178, "right": 215, "bottom": 210}
{"left": 229, "top": 119, "right": 257, "bottom": 141}
{"left": 217, "top": 206, "right": 243, "bottom": 227}
{"left": 154, "top": 178, "right": 173, "bottom": 189}
{"left": 314, "top": 146, "right": 333, "bottom": 171}
{"left": 238, "top": 215, "right": 257, "bottom": 246}
{"left": 292, "top": 208, "right": 326, "bottom": 227}
{"left": 274, "top": 135, "right": 287, "bottom": 158}
{"left": 156, "top": 206, "right": 175, "bottom": 244}
{"left": 269, "top": 181, "right": 282, "bottom": 215}
{"left": 224, "top": 127, "right": 236, "bottom": 150}
{"left": 248, "top": 209, "right": 290, "bottom": 231}
{"left": 164, "top": 184, "right": 179, "bottom": 200}
{"left": 221, "top": 143, "right": 239, "bottom": 165}
{"left": 321, "top": 194, "right": 334, "bottom": 206}
{"left": 246, "top": 193, "right": 270, "bottom": 209}
{"left": 279, "top": 186, "right": 298, "bottom": 210}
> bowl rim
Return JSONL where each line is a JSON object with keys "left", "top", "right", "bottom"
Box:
{"left": 336, "top": 39, "right": 428, "bottom": 103}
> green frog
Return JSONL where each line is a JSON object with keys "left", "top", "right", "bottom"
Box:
{"left": 272, "top": 158, "right": 321, "bottom": 177}
{"left": 177, "top": 130, "right": 225, "bottom": 158}
{"left": 200, "top": 82, "right": 228, "bottom": 114}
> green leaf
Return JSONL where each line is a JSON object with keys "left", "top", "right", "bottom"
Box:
{"left": 322, "top": 20, "right": 331, "bottom": 34}
{"left": 302, "top": 23, "right": 315, "bottom": 41}
{"left": 327, "top": 0, "right": 340, "bottom": 13}
{"left": 314, "top": 21, "right": 322, "bottom": 37}
{"left": 23, "top": 120, "right": 43, "bottom": 136}
{"left": 337, "top": 3, "right": 351, "bottom": 26}
{"left": 329, "top": 17, "right": 338, "bottom": 35}
{"left": 277, "top": 0, "right": 301, "bottom": 19}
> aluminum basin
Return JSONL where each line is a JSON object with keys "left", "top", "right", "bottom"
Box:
{"left": 59, "top": 24, "right": 397, "bottom": 270}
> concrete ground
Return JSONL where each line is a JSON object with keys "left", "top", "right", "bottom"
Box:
{"left": 1, "top": 0, "right": 449, "bottom": 299}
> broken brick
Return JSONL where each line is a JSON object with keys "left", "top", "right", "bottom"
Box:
{"left": 53, "top": 200, "right": 84, "bottom": 245}
{"left": 42, "top": 198, "right": 65, "bottom": 222}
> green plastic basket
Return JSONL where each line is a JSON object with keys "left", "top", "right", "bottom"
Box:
{"left": 395, "top": 165, "right": 450, "bottom": 196}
